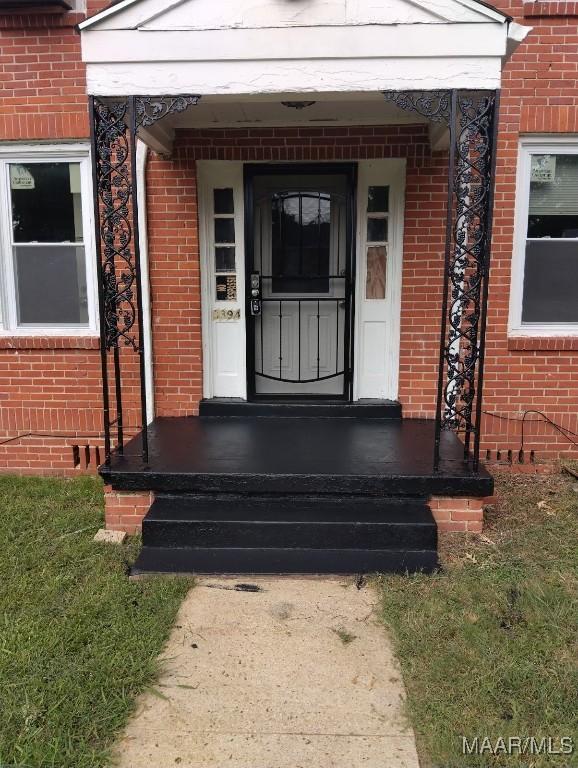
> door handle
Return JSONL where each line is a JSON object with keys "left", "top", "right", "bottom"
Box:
{"left": 249, "top": 271, "right": 261, "bottom": 316}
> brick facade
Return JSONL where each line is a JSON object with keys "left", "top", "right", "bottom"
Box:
{"left": 0, "top": 0, "right": 577, "bottom": 481}
{"left": 103, "top": 486, "right": 153, "bottom": 533}
{"left": 428, "top": 496, "right": 487, "bottom": 534}
{"left": 484, "top": 0, "right": 578, "bottom": 463}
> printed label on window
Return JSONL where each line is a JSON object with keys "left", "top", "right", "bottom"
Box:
{"left": 530, "top": 155, "right": 556, "bottom": 183}
{"left": 216, "top": 274, "right": 237, "bottom": 301}
{"left": 10, "top": 165, "right": 35, "bottom": 190}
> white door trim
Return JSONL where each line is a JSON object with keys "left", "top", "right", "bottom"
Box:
{"left": 198, "top": 160, "right": 247, "bottom": 399}
{"left": 353, "top": 159, "right": 405, "bottom": 401}
{"left": 136, "top": 139, "right": 155, "bottom": 423}
{"left": 198, "top": 159, "right": 405, "bottom": 402}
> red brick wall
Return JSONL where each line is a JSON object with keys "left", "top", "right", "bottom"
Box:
{"left": 0, "top": 8, "right": 90, "bottom": 139}
{"left": 483, "top": 0, "right": 578, "bottom": 462}
{"left": 0, "top": 2, "right": 114, "bottom": 475}
{"left": 146, "top": 154, "right": 203, "bottom": 416}
{"left": 0, "top": 0, "right": 577, "bottom": 475}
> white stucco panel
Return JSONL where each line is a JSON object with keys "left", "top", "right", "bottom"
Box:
{"left": 80, "top": 0, "right": 506, "bottom": 31}
{"left": 81, "top": 25, "right": 507, "bottom": 63}
{"left": 86, "top": 56, "right": 502, "bottom": 96}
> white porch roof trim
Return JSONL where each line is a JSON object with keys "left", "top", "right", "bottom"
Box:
{"left": 79, "top": 0, "right": 530, "bottom": 96}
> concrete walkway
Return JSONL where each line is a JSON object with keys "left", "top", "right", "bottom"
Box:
{"left": 113, "top": 577, "right": 420, "bottom": 768}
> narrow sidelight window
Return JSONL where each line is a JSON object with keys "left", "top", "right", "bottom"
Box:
{"left": 213, "top": 188, "right": 236, "bottom": 301}
{"left": 365, "top": 185, "right": 389, "bottom": 300}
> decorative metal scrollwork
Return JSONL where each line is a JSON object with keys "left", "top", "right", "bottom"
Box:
{"left": 91, "top": 93, "right": 201, "bottom": 464}
{"left": 135, "top": 95, "right": 201, "bottom": 129}
{"left": 383, "top": 90, "right": 452, "bottom": 123}
{"left": 441, "top": 93, "right": 497, "bottom": 440}
{"left": 381, "top": 89, "right": 498, "bottom": 470}
{"left": 92, "top": 98, "right": 137, "bottom": 351}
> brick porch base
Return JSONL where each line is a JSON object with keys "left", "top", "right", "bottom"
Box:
{"left": 104, "top": 486, "right": 153, "bottom": 534}
{"left": 104, "top": 488, "right": 488, "bottom": 535}
{"left": 428, "top": 496, "right": 486, "bottom": 533}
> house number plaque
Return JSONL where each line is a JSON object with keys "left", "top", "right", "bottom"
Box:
{"left": 212, "top": 308, "right": 241, "bottom": 321}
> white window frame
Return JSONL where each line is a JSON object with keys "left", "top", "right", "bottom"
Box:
{"left": 353, "top": 159, "right": 405, "bottom": 400}
{"left": 0, "top": 142, "right": 98, "bottom": 337}
{"left": 509, "top": 136, "right": 578, "bottom": 337}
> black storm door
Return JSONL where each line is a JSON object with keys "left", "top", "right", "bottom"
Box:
{"left": 245, "top": 164, "right": 355, "bottom": 399}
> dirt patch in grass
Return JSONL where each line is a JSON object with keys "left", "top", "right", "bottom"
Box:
{"left": 378, "top": 470, "right": 578, "bottom": 767}
{"left": 0, "top": 475, "right": 192, "bottom": 768}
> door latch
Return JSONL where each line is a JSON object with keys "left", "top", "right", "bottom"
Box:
{"left": 249, "top": 271, "right": 261, "bottom": 316}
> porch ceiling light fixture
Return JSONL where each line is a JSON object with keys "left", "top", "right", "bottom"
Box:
{"left": 281, "top": 101, "right": 316, "bottom": 110}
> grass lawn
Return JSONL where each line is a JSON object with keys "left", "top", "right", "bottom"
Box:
{"left": 0, "top": 475, "right": 191, "bottom": 768}
{"left": 379, "top": 470, "right": 578, "bottom": 767}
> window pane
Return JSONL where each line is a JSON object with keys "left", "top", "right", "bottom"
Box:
{"left": 367, "top": 186, "right": 389, "bottom": 213}
{"left": 214, "top": 188, "right": 234, "bottom": 214}
{"left": 528, "top": 154, "right": 578, "bottom": 236}
{"left": 271, "top": 192, "right": 331, "bottom": 293}
{"left": 367, "top": 217, "right": 387, "bottom": 242}
{"left": 522, "top": 240, "right": 578, "bottom": 323}
{"left": 366, "top": 245, "right": 387, "bottom": 300}
{"left": 214, "top": 218, "right": 235, "bottom": 244}
{"left": 11, "top": 163, "right": 83, "bottom": 243}
{"left": 528, "top": 215, "right": 578, "bottom": 238}
{"left": 14, "top": 245, "right": 88, "bottom": 325}
{"left": 215, "top": 246, "right": 235, "bottom": 272}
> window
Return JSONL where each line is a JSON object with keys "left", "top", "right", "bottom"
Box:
{"left": 511, "top": 140, "right": 578, "bottom": 335}
{"left": 213, "top": 188, "right": 237, "bottom": 301}
{"left": 365, "top": 185, "right": 389, "bottom": 300}
{"left": 271, "top": 191, "right": 331, "bottom": 293}
{"left": 0, "top": 146, "right": 96, "bottom": 334}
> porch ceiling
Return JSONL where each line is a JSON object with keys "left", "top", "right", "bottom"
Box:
{"left": 132, "top": 92, "right": 448, "bottom": 155}
{"left": 80, "top": 0, "right": 530, "bottom": 97}
{"left": 168, "top": 93, "right": 427, "bottom": 130}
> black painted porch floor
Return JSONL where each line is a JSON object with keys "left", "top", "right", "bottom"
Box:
{"left": 101, "top": 416, "right": 493, "bottom": 497}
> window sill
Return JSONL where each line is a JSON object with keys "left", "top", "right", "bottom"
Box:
{"left": 508, "top": 336, "right": 578, "bottom": 352}
{"left": 0, "top": 336, "right": 100, "bottom": 350}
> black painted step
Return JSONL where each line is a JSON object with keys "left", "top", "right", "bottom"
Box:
{"left": 142, "top": 494, "right": 437, "bottom": 550}
{"left": 199, "top": 398, "right": 402, "bottom": 419}
{"left": 132, "top": 545, "right": 439, "bottom": 576}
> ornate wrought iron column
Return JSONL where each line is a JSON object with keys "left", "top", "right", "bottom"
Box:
{"left": 89, "top": 94, "right": 200, "bottom": 465}
{"left": 383, "top": 89, "right": 500, "bottom": 472}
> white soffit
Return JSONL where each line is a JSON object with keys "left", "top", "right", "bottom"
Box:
{"left": 80, "top": 0, "right": 530, "bottom": 96}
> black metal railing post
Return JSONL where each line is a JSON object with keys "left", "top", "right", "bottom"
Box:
{"left": 436, "top": 90, "right": 500, "bottom": 472}
{"left": 90, "top": 94, "right": 201, "bottom": 466}
{"left": 383, "top": 89, "right": 499, "bottom": 473}
{"left": 90, "top": 97, "right": 134, "bottom": 463}
{"left": 433, "top": 90, "right": 458, "bottom": 471}
{"left": 89, "top": 95, "right": 112, "bottom": 464}
{"left": 128, "top": 95, "right": 149, "bottom": 464}
{"left": 471, "top": 91, "right": 500, "bottom": 471}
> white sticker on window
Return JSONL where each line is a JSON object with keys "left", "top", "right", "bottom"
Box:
{"left": 530, "top": 155, "right": 556, "bottom": 183}
{"left": 10, "top": 165, "right": 35, "bottom": 190}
